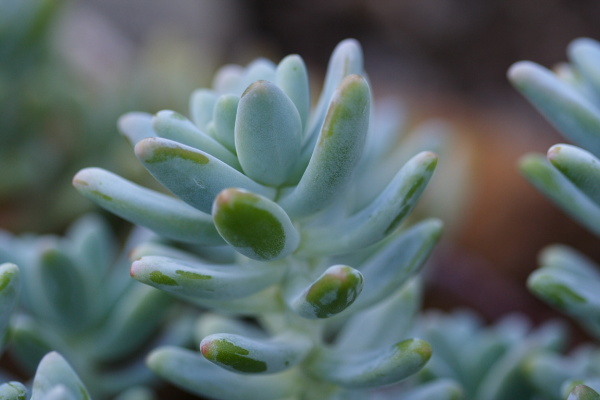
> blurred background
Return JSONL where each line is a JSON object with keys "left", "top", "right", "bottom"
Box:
{"left": 3, "top": 0, "right": 600, "bottom": 342}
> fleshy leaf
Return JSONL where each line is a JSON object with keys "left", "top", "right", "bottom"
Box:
{"left": 30, "top": 352, "right": 91, "bottom": 400}
{"left": 73, "top": 168, "right": 222, "bottom": 244}
{"left": 212, "top": 188, "right": 300, "bottom": 261}
{"left": 135, "top": 138, "right": 275, "bottom": 214}
{"left": 235, "top": 80, "right": 303, "bottom": 186}
{"left": 352, "top": 218, "right": 443, "bottom": 311}
{"left": 212, "top": 94, "right": 239, "bottom": 152}
{"left": 200, "top": 332, "right": 312, "bottom": 374}
{"left": 280, "top": 74, "right": 370, "bottom": 217}
{"left": 508, "top": 61, "right": 600, "bottom": 157}
{"left": 288, "top": 265, "right": 363, "bottom": 319}
{"left": 275, "top": 54, "right": 310, "bottom": 130}
{"left": 520, "top": 153, "right": 600, "bottom": 236}
{"left": 147, "top": 346, "right": 301, "bottom": 400}
{"left": 152, "top": 110, "right": 240, "bottom": 169}
{"left": 190, "top": 89, "right": 217, "bottom": 130}
{"left": 547, "top": 144, "right": 600, "bottom": 205}
{"left": 0, "top": 263, "right": 19, "bottom": 351}
{"left": 307, "top": 339, "right": 431, "bottom": 389}
{"left": 118, "top": 112, "right": 156, "bottom": 146}
{"left": 0, "top": 382, "right": 27, "bottom": 400}
{"left": 568, "top": 38, "right": 600, "bottom": 99}
{"left": 403, "top": 379, "right": 464, "bottom": 400}
{"left": 299, "top": 151, "right": 438, "bottom": 255}
{"left": 131, "top": 255, "right": 284, "bottom": 300}
{"left": 568, "top": 385, "right": 600, "bottom": 400}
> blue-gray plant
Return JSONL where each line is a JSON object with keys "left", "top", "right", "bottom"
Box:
{"left": 72, "top": 39, "right": 445, "bottom": 399}
{"left": 509, "top": 37, "right": 600, "bottom": 399}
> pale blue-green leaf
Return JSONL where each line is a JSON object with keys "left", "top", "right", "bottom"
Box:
{"left": 351, "top": 218, "right": 442, "bottom": 311}
{"left": 88, "top": 284, "right": 172, "bottom": 362}
{"left": 287, "top": 265, "right": 363, "bottom": 319}
{"left": 194, "top": 313, "right": 267, "bottom": 342}
{"left": 131, "top": 255, "right": 284, "bottom": 300}
{"left": 509, "top": 61, "right": 600, "bottom": 157}
{"left": 276, "top": 54, "right": 310, "bottom": 131}
{"left": 30, "top": 352, "right": 90, "bottom": 400}
{"left": 147, "top": 346, "right": 301, "bottom": 400}
{"left": 0, "top": 382, "right": 27, "bottom": 400}
{"left": 42, "top": 386, "right": 77, "bottom": 400}
{"left": 135, "top": 138, "right": 275, "bottom": 214}
{"left": 279, "top": 74, "right": 370, "bottom": 217}
{"left": 73, "top": 168, "right": 222, "bottom": 244}
{"left": 213, "top": 64, "right": 244, "bottom": 95}
{"left": 189, "top": 89, "right": 217, "bottom": 130}
{"left": 182, "top": 286, "right": 284, "bottom": 315}
{"left": 299, "top": 151, "right": 437, "bottom": 255}
{"left": 118, "top": 112, "right": 156, "bottom": 146}
{"left": 334, "top": 278, "right": 421, "bottom": 352}
{"left": 200, "top": 332, "right": 312, "bottom": 374}
{"left": 524, "top": 352, "right": 575, "bottom": 399}
{"left": 212, "top": 94, "right": 239, "bottom": 153}
{"left": 568, "top": 385, "right": 600, "bottom": 400}
{"left": 113, "top": 387, "right": 156, "bottom": 400}
{"left": 152, "top": 110, "right": 240, "bottom": 169}
{"left": 239, "top": 58, "right": 276, "bottom": 92}
{"left": 568, "top": 38, "right": 600, "bottom": 100}
{"left": 304, "top": 39, "right": 364, "bottom": 151}
{"left": 235, "top": 80, "right": 302, "bottom": 186}
{"left": 0, "top": 263, "right": 19, "bottom": 351}
{"left": 212, "top": 188, "right": 299, "bottom": 261}
{"left": 402, "top": 379, "right": 464, "bottom": 400}
{"left": 307, "top": 338, "right": 431, "bottom": 389}
{"left": 10, "top": 315, "right": 56, "bottom": 373}
{"left": 538, "top": 244, "right": 600, "bottom": 279}
{"left": 520, "top": 154, "right": 600, "bottom": 236}
{"left": 548, "top": 144, "right": 600, "bottom": 206}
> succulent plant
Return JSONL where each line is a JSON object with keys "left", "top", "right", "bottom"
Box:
{"left": 0, "top": 214, "right": 192, "bottom": 399}
{"left": 72, "top": 38, "right": 444, "bottom": 399}
{"left": 509, "top": 37, "right": 600, "bottom": 399}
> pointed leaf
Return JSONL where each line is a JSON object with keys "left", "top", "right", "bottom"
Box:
{"left": 152, "top": 110, "right": 240, "bottom": 169}
{"left": 30, "top": 352, "right": 90, "bottom": 400}
{"left": 73, "top": 168, "right": 222, "bottom": 244}
{"left": 307, "top": 338, "right": 431, "bottom": 389}
{"left": 280, "top": 74, "right": 370, "bottom": 217}
{"left": 520, "top": 153, "right": 600, "bottom": 236}
{"left": 352, "top": 218, "right": 442, "bottom": 311}
{"left": 548, "top": 144, "right": 600, "bottom": 205}
{"left": 300, "top": 151, "right": 438, "bottom": 255}
{"left": 508, "top": 61, "right": 600, "bottom": 156}
{"left": 201, "top": 332, "right": 312, "bottom": 374}
{"left": 147, "top": 346, "right": 301, "bottom": 400}
{"left": 118, "top": 112, "right": 156, "bottom": 146}
{"left": 287, "top": 265, "right": 363, "bottom": 319}
{"left": 131, "top": 255, "right": 284, "bottom": 300}
{"left": 235, "top": 80, "right": 303, "bottom": 186}
{"left": 135, "top": 138, "right": 275, "bottom": 214}
{"left": 213, "top": 188, "right": 299, "bottom": 260}
{"left": 212, "top": 94, "right": 239, "bottom": 152}
{"left": 276, "top": 54, "right": 310, "bottom": 130}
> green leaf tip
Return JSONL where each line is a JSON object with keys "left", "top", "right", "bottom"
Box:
{"left": 201, "top": 338, "right": 267, "bottom": 373}
{"left": 213, "top": 188, "right": 299, "bottom": 260}
{"left": 528, "top": 273, "right": 586, "bottom": 310}
{"left": 568, "top": 385, "right": 600, "bottom": 400}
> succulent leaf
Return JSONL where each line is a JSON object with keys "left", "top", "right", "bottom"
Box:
{"left": 402, "top": 379, "right": 464, "bottom": 400}
{"left": 152, "top": 110, "right": 240, "bottom": 169}
{"left": 190, "top": 89, "right": 217, "bottom": 130}
{"left": 300, "top": 151, "right": 438, "bottom": 255}
{"left": 212, "top": 94, "right": 239, "bottom": 152}
{"left": 520, "top": 154, "right": 600, "bottom": 237}
{"left": 568, "top": 385, "right": 600, "bottom": 400}
{"left": 118, "top": 112, "right": 156, "bottom": 146}
{"left": 275, "top": 54, "right": 310, "bottom": 131}
{"left": 73, "top": 167, "right": 222, "bottom": 244}
{"left": 29, "top": 352, "right": 91, "bottom": 400}
{"left": 200, "top": 332, "right": 312, "bottom": 374}
{"left": 307, "top": 338, "right": 432, "bottom": 389}
{"left": 235, "top": 80, "right": 303, "bottom": 185}
{"left": 568, "top": 38, "right": 600, "bottom": 99}
{"left": 130, "top": 255, "right": 284, "bottom": 300}
{"left": 0, "top": 382, "right": 27, "bottom": 400}
{"left": 280, "top": 74, "right": 370, "bottom": 217}
{"left": 352, "top": 218, "right": 442, "bottom": 311}
{"left": 547, "top": 144, "right": 600, "bottom": 205}
{"left": 135, "top": 138, "right": 276, "bottom": 214}
{"left": 0, "top": 263, "right": 19, "bottom": 350}
{"left": 212, "top": 188, "right": 300, "bottom": 261}
{"left": 288, "top": 264, "right": 363, "bottom": 319}
{"left": 508, "top": 61, "right": 600, "bottom": 157}
{"left": 147, "top": 346, "right": 301, "bottom": 400}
